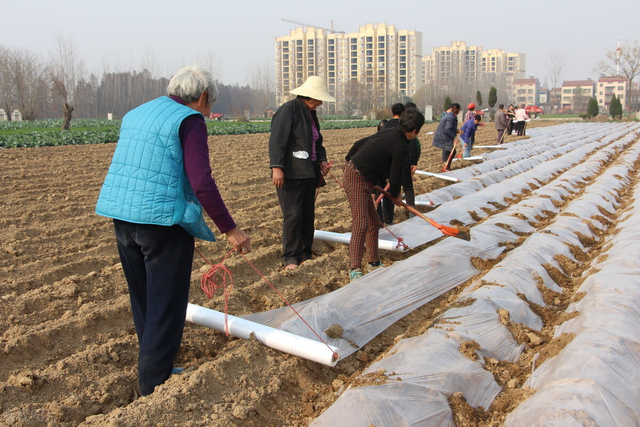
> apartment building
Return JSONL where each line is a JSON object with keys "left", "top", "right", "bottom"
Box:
{"left": 513, "top": 78, "right": 540, "bottom": 106}
{"left": 423, "top": 42, "right": 525, "bottom": 88}
{"left": 275, "top": 23, "right": 422, "bottom": 114}
{"left": 596, "top": 76, "right": 627, "bottom": 110}
{"left": 560, "top": 80, "right": 595, "bottom": 113}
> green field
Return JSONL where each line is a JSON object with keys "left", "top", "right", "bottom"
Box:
{"left": 0, "top": 118, "right": 384, "bottom": 148}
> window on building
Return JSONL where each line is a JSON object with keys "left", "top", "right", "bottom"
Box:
{"left": 328, "top": 39, "right": 334, "bottom": 45}
{"left": 366, "top": 50, "right": 373, "bottom": 56}
{"left": 618, "top": 86, "right": 624, "bottom": 90}
{"left": 329, "top": 59, "right": 334, "bottom": 65}
{"left": 282, "top": 47, "right": 289, "bottom": 53}
{"left": 308, "top": 39, "right": 313, "bottom": 45}
{"left": 308, "top": 66, "right": 314, "bottom": 71}
{"left": 308, "top": 52, "right": 314, "bottom": 58}
{"left": 328, "top": 52, "right": 334, "bottom": 58}
{"left": 400, "top": 35, "right": 406, "bottom": 41}
{"left": 400, "top": 49, "right": 406, "bottom": 55}
{"left": 366, "top": 57, "right": 373, "bottom": 63}
{"left": 378, "top": 70, "right": 385, "bottom": 75}
{"left": 366, "top": 43, "right": 373, "bottom": 49}
{"left": 351, "top": 71, "right": 357, "bottom": 77}
{"left": 351, "top": 38, "right": 357, "bottom": 43}
{"left": 309, "top": 59, "right": 314, "bottom": 65}
{"left": 283, "top": 54, "right": 289, "bottom": 60}
{"left": 378, "top": 36, "right": 385, "bottom": 41}
{"left": 378, "top": 57, "right": 385, "bottom": 63}
{"left": 297, "top": 53, "right": 302, "bottom": 58}
{"left": 399, "top": 69, "right": 406, "bottom": 75}
{"left": 283, "top": 61, "right": 289, "bottom": 66}
{"left": 400, "top": 56, "right": 406, "bottom": 62}
{"left": 351, "top": 58, "right": 357, "bottom": 63}
{"left": 283, "top": 73, "right": 289, "bottom": 79}
{"left": 296, "top": 40, "right": 302, "bottom": 45}
{"left": 400, "top": 83, "right": 406, "bottom": 88}
{"left": 297, "top": 60, "right": 303, "bottom": 65}
{"left": 297, "top": 46, "right": 302, "bottom": 52}
{"left": 400, "top": 76, "right": 406, "bottom": 82}
{"left": 366, "top": 36, "right": 372, "bottom": 42}
{"left": 283, "top": 41, "right": 289, "bottom": 46}
{"left": 351, "top": 65, "right": 357, "bottom": 70}
{"left": 563, "top": 89, "right": 571, "bottom": 94}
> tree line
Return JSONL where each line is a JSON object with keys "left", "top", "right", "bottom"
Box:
{"left": 0, "top": 38, "right": 274, "bottom": 126}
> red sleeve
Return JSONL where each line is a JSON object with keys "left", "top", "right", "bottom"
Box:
{"left": 180, "top": 115, "right": 237, "bottom": 234}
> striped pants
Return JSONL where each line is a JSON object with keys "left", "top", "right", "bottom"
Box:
{"left": 343, "top": 161, "right": 380, "bottom": 269}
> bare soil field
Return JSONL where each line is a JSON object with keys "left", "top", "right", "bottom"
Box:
{"left": 1, "top": 119, "right": 634, "bottom": 426}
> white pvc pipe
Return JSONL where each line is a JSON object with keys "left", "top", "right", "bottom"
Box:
{"left": 314, "top": 230, "right": 408, "bottom": 252}
{"left": 453, "top": 156, "right": 484, "bottom": 162}
{"left": 415, "top": 200, "right": 435, "bottom": 206}
{"left": 474, "top": 145, "right": 505, "bottom": 149}
{"left": 186, "top": 303, "right": 340, "bottom": 367}
{"left": 415, "top": 170, "right": 460, "bottom": 182}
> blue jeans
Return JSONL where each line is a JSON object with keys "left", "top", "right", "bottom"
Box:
{"left": 461, "top": 137, "right": 473, "bottom": 158}
{"left": 113, "top": 219, "right": 194, "bottom": 396}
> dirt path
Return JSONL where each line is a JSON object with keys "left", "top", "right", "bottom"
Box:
{"left": 2, "top": 120, "right": 631, "bottom": 426}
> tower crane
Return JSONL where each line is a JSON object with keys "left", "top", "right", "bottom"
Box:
{"left": 281, "top": 18, "right": 345, "bottom": 34}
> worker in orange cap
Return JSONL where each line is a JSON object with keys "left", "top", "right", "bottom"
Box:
{"left": 464, "top": 103, "right": 476, "bottom": 122}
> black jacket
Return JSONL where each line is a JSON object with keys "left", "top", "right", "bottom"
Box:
{"left": 268, "top": 97, "right": 326, "bottom": 179}
{"left": 346, "top": 128, "right": 409, "bottom": 198}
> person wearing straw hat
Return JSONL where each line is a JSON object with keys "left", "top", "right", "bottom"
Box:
{"left": 269, "top": 76, "right": 335, "bottom": 270}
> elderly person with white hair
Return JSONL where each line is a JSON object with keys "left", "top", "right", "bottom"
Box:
{"left": 96, "top": 64, "right": 250, "bottom": 396}
{"left": 269, "top": 76, "right": 335, "bottom": 269}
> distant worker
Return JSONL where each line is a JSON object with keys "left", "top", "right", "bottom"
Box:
{"left": 269, "top": 76, "right": 335, "bottom": 270}
{"left": 464, "top": 103, "right": 476, "bottom": 123}
{"left": 459, "top": 114, "right": 482, "bottom": 158}
{"left": 95, "top": 64, "right": 251, "bottom": 397}
{"left": 515, "top": 104, "right": 529, "bottom": 136}
{"left": 494, "top": 104, "right": 508, "bottom": 144}
{"left": 344, "top": 108, "right": 425, "bottom": 281}
{"left": 506, "top": 104, "right": 516, "bottom": 135}
{"left": 432, "top": 103, "right": 461, "bottom": 172}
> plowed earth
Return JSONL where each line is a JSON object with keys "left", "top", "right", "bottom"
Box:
{"left": 0, "top": 119, "right": 632, "bottom": 426}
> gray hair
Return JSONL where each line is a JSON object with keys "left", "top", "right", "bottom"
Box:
{"left": 167, "top": 64, "right": 218, "bottom": 106}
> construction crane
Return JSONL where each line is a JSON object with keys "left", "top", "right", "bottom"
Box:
{"left": 281, "top": 18, "right": 345, "bottom": 34}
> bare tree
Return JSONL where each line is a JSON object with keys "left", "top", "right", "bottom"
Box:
{"left": 50, "top": 32, "right": 85, "bottom": 130}
{"left": 247, "top": 60, "right": 274, "bottom": 118}
{"left": 547, "top": 49, "right": 568, "bottom": 109}
{"left": 0, "top": 46, "right": 50, "bottom": 120}
{"left": 594, "top": 39, "right": 640, "bottom": 110}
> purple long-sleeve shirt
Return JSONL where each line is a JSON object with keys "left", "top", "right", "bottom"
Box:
{"left": 170, "top": 95, "right": 236, "bottom": 234}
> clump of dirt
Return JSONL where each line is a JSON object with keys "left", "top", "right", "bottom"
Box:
{"left": 324, "top": 324, "right": 344, "bottom": 339}
{"left": 460, "top": 340, "right": 481, "bottom": 361}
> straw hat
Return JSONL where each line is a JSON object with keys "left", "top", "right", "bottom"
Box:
{"left": 290, "top": 76, "right": 335, "bottom": 102}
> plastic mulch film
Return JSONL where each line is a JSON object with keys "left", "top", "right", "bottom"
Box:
{"left": 311, "top": 329, "right": 498, "bottom": 426}
{"left": 242, "top": 238, "right": 480, "bottom": 359}
{"left": 505, "top": 149, "right": 640, "bottom": 426}
{"left": 416, "top": 122, "right": 639, "bottom": 207}
{"left": 309, "top": 382, "right": 454, "bottom": 427}
{"left": 304, "top": 125, "right": 640, "bottom": 425}
{"left": 505, "top": 378, "right": 639, "bottom": 427}
{"left": 433, "top": 298, "right": 526, "bottom": 362}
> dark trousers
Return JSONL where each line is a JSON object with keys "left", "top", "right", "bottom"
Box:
{"left": 442, "top": 148, "right": 457, "bottom": 169}
{"left": 276, "top": 177, "right": 316, "bottom": 266}
{"left": 113, "top": 219, "right": 194, "bottom": 396}
{"left": 496, "top": 128, "right": 506, "bottom": 144}
{"left": 517, "top": 121, "right": 526, "bottom": 136}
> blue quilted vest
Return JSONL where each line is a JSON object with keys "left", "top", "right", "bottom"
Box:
{"left": 96, "top": 96, "right": 215, "bottom": 241}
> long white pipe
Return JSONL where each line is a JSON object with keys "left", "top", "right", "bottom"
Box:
{"left": 186, "top": 303, "right": 340, "bottom": 367}
{"left": 314, "top": 230, "right": 408, "bottom": 251}
{"left": 474, "top": 145, "right": 505, "bottom": 149}
{"left": 415, "top": 169, "right": 460, "bottom": 182}
{"left": 453, "top": 155, "right": 484, "bottom": 162}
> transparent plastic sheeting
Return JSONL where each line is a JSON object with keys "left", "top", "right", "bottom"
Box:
{"left": 384, "top": 122, "right": 639, "bottom": 249}
{"left": 506, "top": 171, "right": 640, "bottom": 426}
{"left": 243, "top": 237, "right": 480, "bottom": 358}
{"left": 315, "top": 123, "right": 640, "bottom": 251}
{"left": 311, "top": 127, "right": 640, "bottom": 426}
{"left": 416, "top": 122, "right": 639, "bottom": 207}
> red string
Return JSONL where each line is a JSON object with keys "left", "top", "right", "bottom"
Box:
{"left": 380, "top": 221, "right": 409, "bottom": 251}
{"left": 195, "top": 247, "right": 339, "bottom": 361}
{"left": 195, "top": 247, "right": 235, "bottom": 335}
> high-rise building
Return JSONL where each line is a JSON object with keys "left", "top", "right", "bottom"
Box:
{"left": 423, "top": 42, "right": 525, "bottom": 88}
{"left": 275, "top": 23, "right": 422, "bottom": 114}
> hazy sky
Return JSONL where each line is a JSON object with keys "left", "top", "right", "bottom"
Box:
{"left": 2, "top": 0, "right": 639, "bottom": 87}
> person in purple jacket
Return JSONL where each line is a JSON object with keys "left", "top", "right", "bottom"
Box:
{"left": 96, "top": 64, "right": 250, "bottom": 396}
{"left": 459, "top": 115, "right": 482, "bottom": 158}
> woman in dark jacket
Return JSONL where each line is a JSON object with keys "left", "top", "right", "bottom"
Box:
{"left": 268, "top": 77, "right": 335, "bottom": 269}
